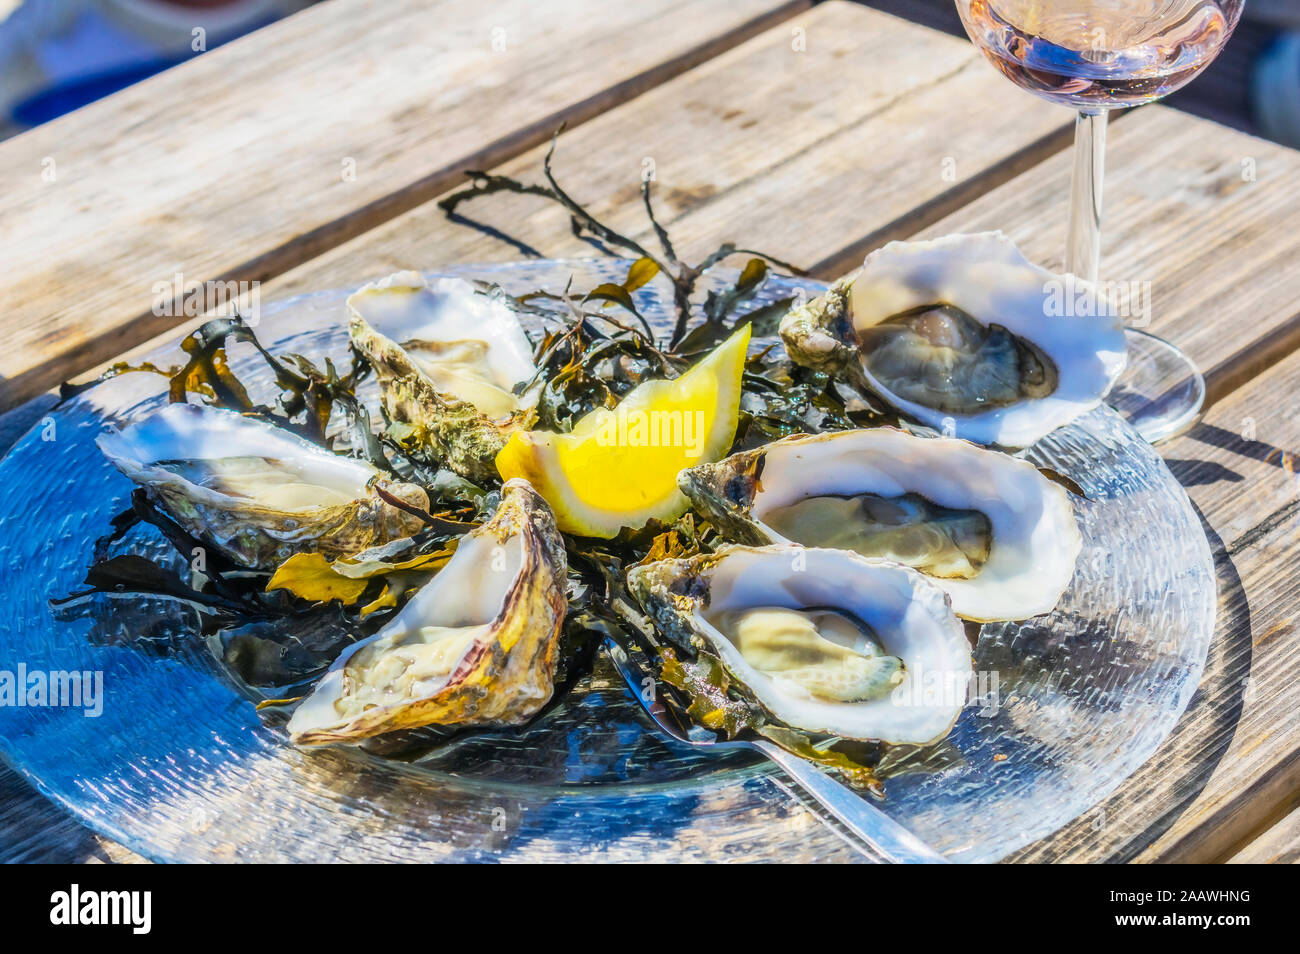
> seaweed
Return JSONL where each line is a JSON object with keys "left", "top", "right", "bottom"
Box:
{"left": 439, "top": 127, "right": 805, "bottom": 350}
{"left": 66, "top": 127, "right": 893, "bottom": 785}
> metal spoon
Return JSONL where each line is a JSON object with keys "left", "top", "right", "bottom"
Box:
{"left": 603, "top": 638, "right": 949, "bottom": 864}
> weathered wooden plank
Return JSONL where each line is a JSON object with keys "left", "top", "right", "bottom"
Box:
{"left": 1227, "top": 805, "right": 1300, "bottom": 864}
{"left": 0, "top": 0, "right": 809, "bottom": 410}
{"left": 232, "top": 3, "right": 1073, "bottom": 303}
{"left": 918, "top": 105, "right": 1300, "bottom": 398}
{"left": 11, "top": 0, "right": 1074, "bottom": 450}
{"left": 248, "top": 39, "right": 1300, "bottom": 397}
{"left": 1008, "top": 350, "right": 1300, "bottom": 863}
{"left": 3, "top": 0, "right": 1075, "bottom": 460}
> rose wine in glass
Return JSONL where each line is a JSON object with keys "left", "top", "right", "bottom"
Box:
{"left": 954, "top": 0, "right": 1245, "bottom": 442}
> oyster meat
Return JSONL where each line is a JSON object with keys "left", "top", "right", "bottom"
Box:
{"left": 779, "top": 232, "right": 1127, "bottom": 447}
{"left": 678, "top": 428, "right": 1081, "bottom": 622}
{"left": 288, "top": 478, "right": 568, "bottom": 745}
{"left": 713, "top": 606, "right": 905, "bottom": 703}
{"left": 629, "top": 545, "right": 971, "bottom": 744}
{"left": 96, "top": 403, "right": 429, "bottom": 569}
{"left": 348, "top": 271, "right": 539, "bottom": 481}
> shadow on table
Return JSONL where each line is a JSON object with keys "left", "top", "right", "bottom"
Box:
{"left": 0, "top": 762, "right": 144, "bottom": 863}
{"left": 0, "top": 393, "right": 58, "bottom": 462}
{"left": 1166, "top": 420, "right": 1300, "bottom": 500}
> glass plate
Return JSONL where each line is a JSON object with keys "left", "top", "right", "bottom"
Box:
{"left": 0, "top": 260, "right": 1216, "bottom": 863}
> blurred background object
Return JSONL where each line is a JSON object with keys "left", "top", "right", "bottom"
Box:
{"left": 1250, "top": 0, "right": 1300, "bottom": 147}
{"left": 860, "top": 0, "right": 1300, "bottom": 147}
{"left": 0, "top": 0, "right": 314, "bottom": 139}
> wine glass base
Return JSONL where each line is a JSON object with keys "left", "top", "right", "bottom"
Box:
{"left": 1108, "top": 328, "right": 1206, "bottom": 445}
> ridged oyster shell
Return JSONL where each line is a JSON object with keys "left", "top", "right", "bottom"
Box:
{"left": 779, "top": 232, "right": 1127, "bottom": 447}
{"left": 288, "top": 478, "right": 568, "bottom": 745}
{"left": 96, "top": 403, "right": 429, "bottom": 569}
{"left": 348, "top": 272, "right": 538, "bottom": 481}
{"left": 629, "top": 545, "right": 971, "bottom": 744}
{"left": 678, "top": 428, "right": 1081, "bottom": 622}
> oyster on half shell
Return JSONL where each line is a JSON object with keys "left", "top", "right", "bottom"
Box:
{"left": 629, "top": 545, "right": 971, "bottom": 744}
{"left": 96, "top": 403, "right": 429, "bottom": 569}
{"left": 779, "top": 232, "right": 1127, "bottom": 447}
{"left": 348, "top": 272, "right": 539, "bottom": 481}
{"left": 678, "top": 428, "right": 1081, "bottom": 622}
{"left": 288, "top": 478, "right": 568, "bottom": 745}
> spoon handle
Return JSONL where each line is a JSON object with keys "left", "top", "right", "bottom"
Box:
{"left": 749, "top": 739, "right": 949, "bottom": 864}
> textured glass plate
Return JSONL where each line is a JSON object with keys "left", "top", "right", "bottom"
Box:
{"left": 0, "top": 260, "right": 1215, "bottom": 863}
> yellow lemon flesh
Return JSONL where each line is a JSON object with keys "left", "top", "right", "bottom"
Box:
{"left": 496, "top": 324, "right": 751, "bottom": 537}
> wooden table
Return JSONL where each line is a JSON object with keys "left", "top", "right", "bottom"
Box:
{"left": 2, "top": 0, "right": 1298, "bottom": 864}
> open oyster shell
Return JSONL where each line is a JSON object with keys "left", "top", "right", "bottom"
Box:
{"left": 779, "top": 232, "right": 1127, "bottom": 447}
{"left": 629, "top": 545, "right": 971, "bottom": 744}
{"left": 288, "top": 478, "right": 568, "bottom": 746}
{"left": 679, "top": 428, "right": 1081, "bottom": 622}
{"left": 96, "top": 403, "right": 428, "bottom": 569}
{"left": 348, "top": 272, "right": 538, "bottom": 482}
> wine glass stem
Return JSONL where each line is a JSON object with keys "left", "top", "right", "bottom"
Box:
{"left": 1066, "top": 109, "right": 1108, "bottom": 282}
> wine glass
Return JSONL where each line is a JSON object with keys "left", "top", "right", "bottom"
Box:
{"left": 954, "top": 0, "right": 1246, "bottom": 442}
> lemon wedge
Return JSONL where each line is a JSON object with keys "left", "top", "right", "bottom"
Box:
{"left": 496, "top": 324, "right": 751, "bottom": 537}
